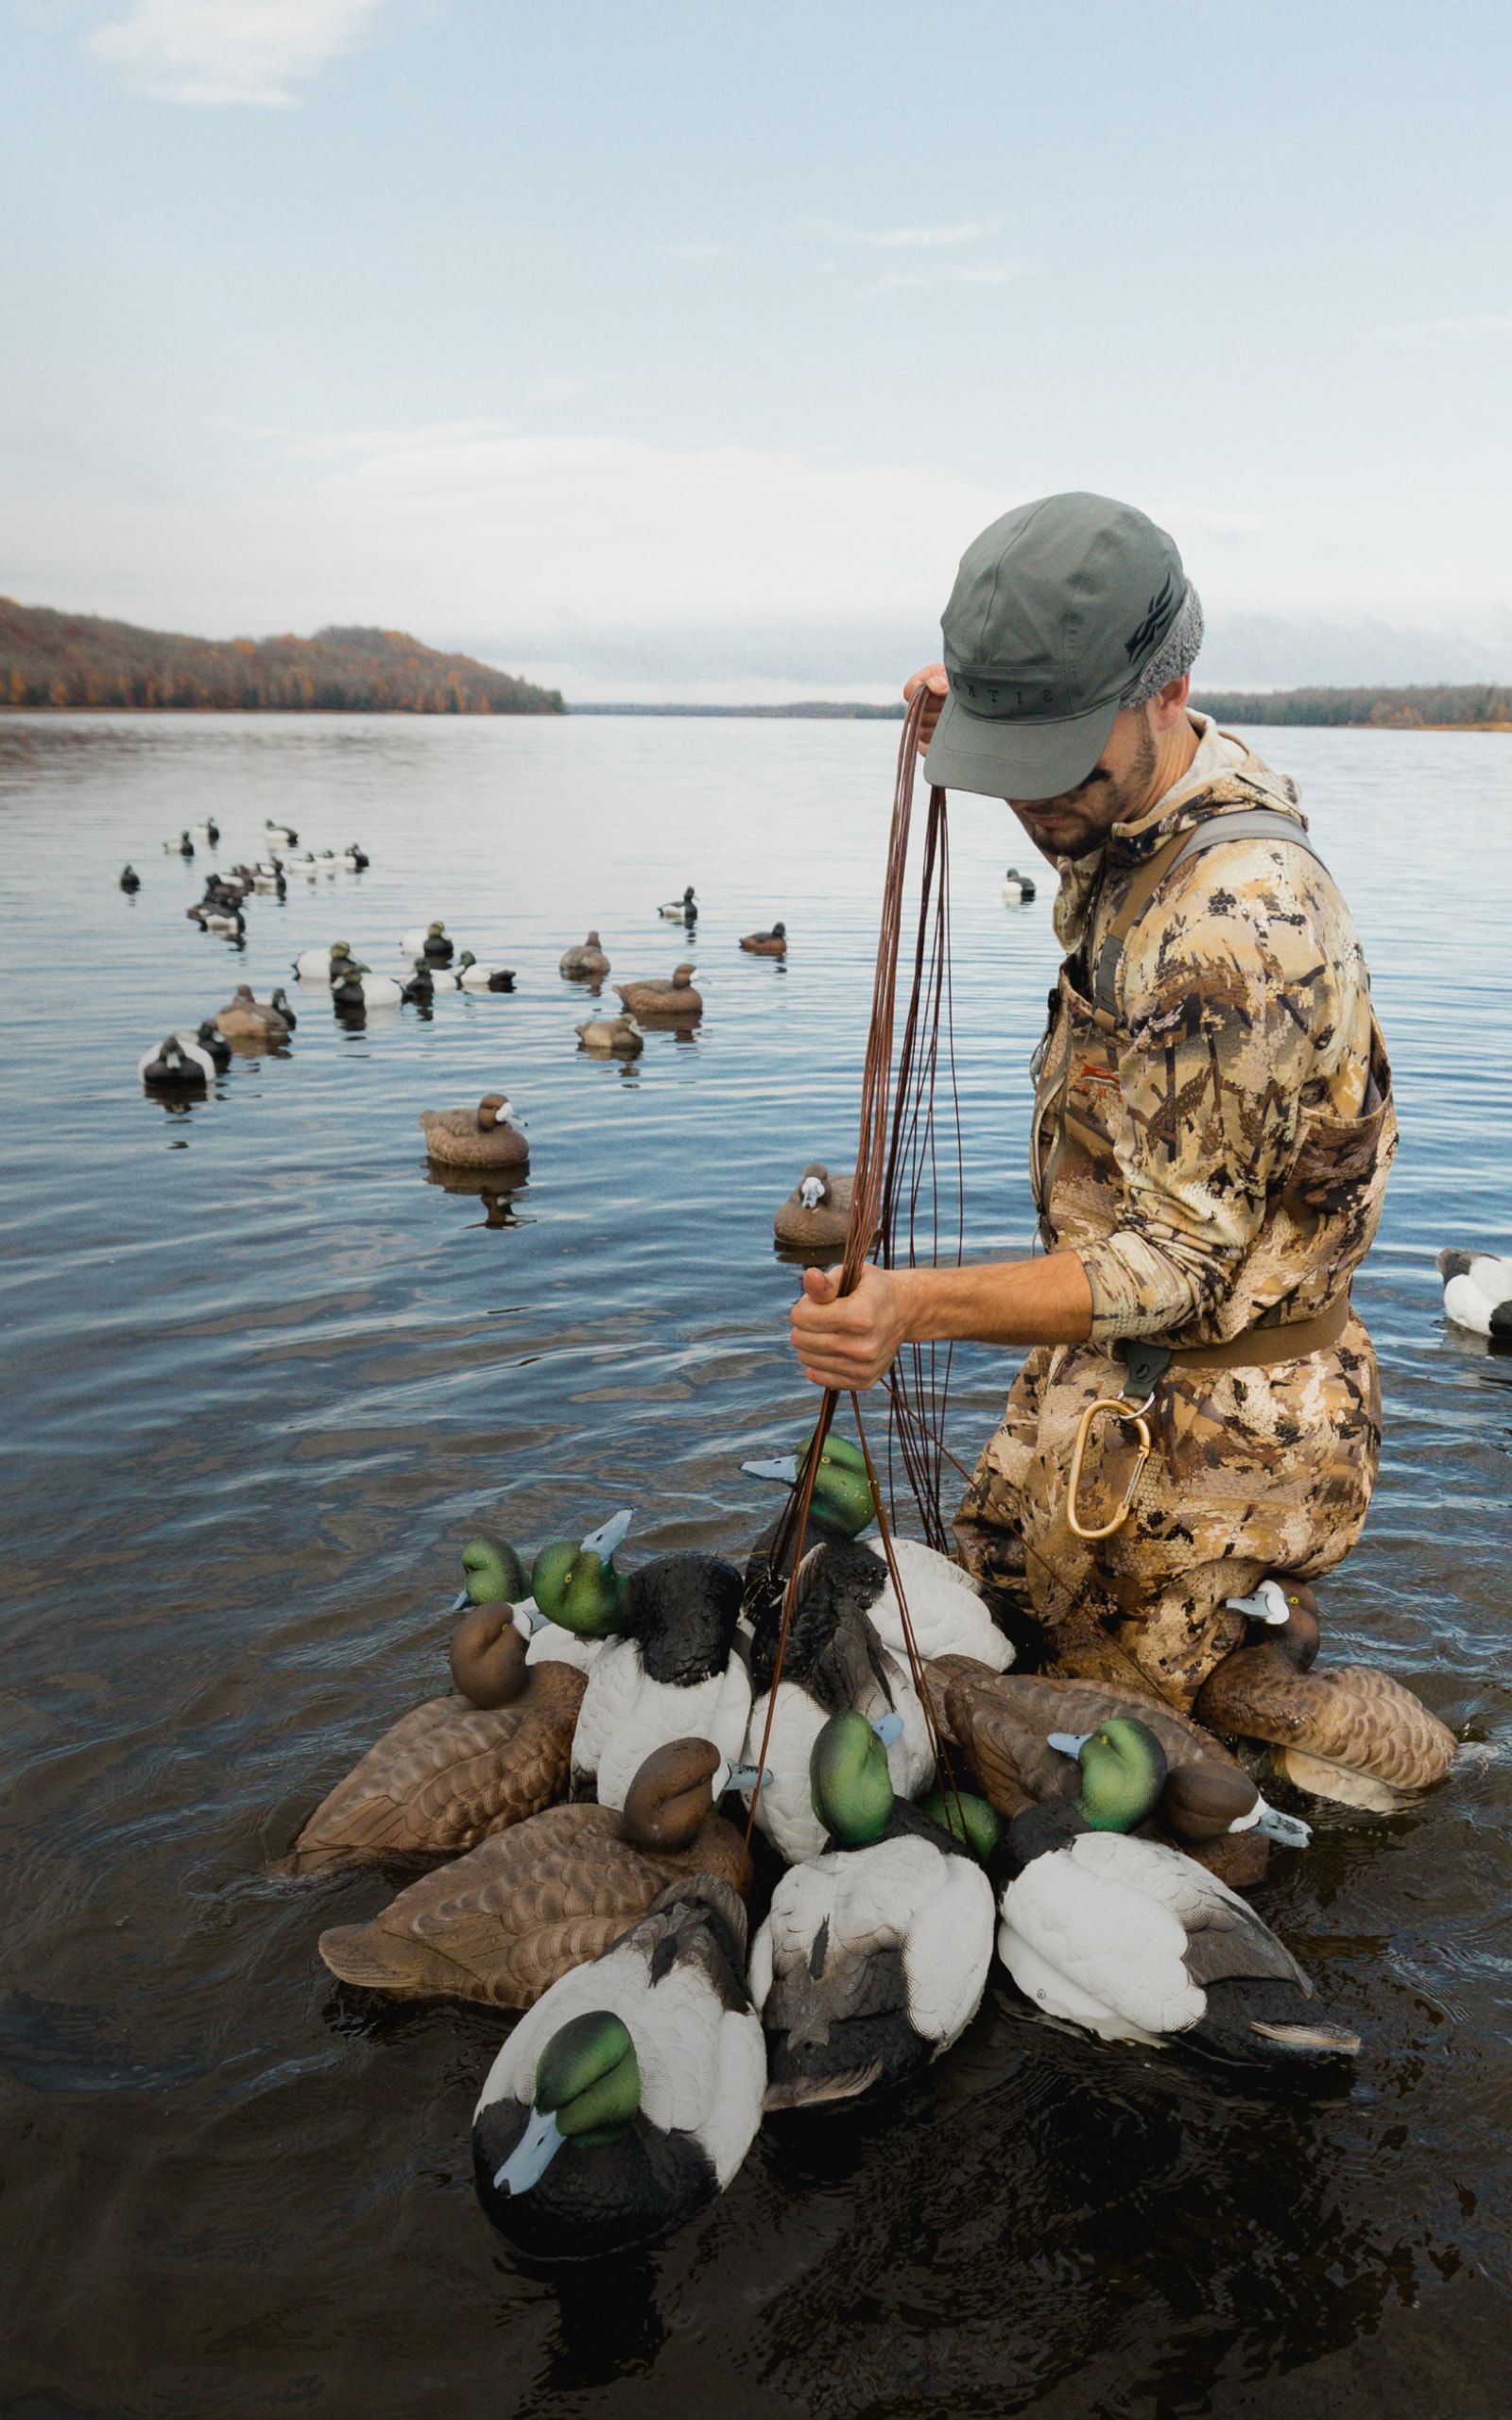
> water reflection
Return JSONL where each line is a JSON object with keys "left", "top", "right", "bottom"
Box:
{"left": 423, "top": 1163, "right": 532, "bottom": 1232}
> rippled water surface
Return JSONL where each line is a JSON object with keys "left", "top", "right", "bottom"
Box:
{"left": 1, "top": 712, "right": 1509, "bottom": 2419}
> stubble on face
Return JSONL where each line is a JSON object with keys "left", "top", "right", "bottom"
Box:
{"left": 1010, "top": 713, "right": 1160, "bottom": 860}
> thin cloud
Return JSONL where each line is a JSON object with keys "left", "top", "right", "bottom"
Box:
{"left": 869, "top": 262, "right": 1032, "bottom": 293}
{"left": 1378, "top": 312, "right": 1512, "bottom": 347}
{"left": 654, "top": 242, "right": 734, "bottom": 264}
{"left": 807, "top": 217, "right": 1003, "bottom": 250}
{"left": 88, "top": 0, "right": 394, "bottom": 107}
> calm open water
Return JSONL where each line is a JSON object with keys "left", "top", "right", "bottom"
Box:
{"left": 0, "top": 712, "right": 1509, "bottom": 2420}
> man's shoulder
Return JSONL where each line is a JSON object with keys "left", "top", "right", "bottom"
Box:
{"left": 1124, "top": 822, "right": 1365, "bottom": 999}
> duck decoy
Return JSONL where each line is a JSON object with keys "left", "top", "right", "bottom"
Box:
{"left": 1437, "top": 1247, "right": 1512, "bottom": 1340}
{"left": 283, "top": 852, "right": 318, "bottom": 876}
{"left": 293, "top": 942, "right": 360, "bottom": 983}
{"left": 458, "top": 957, "right": 517, "bottom": 993}
{"left": 164, "top": 831, "right": 195, "bottom": 856}
{"left": 751, "top": 1708, "right": 995, "bottom": 2110}
{"left": 332, "top": 964, "right": 404, "bottom": 1009}
{"left": 560, "top": 932, "right": 611, "bottom": 978}
{"left": 419, "top": 1094, "right": 529, "bottom": 1171}
{"left": 658, "top": 887, "right": 697, "bottom": 923}
{"left": 266, "top": 821, "right": 299, "bottom": 846}
{"left": 576, "top": 1011, "right": 644, "bottom": 1055}
{"left": 138, "top": 1034, "right": 215, "bottom": 1089}
{"left": 215, "top": 984, "right": 293, "bottom": 1044}
{"left": 400, "top": 965, "right": 435, "bottom": 1006}
{"left": 472, "top": 1874, "right": 764, "bottom": 2261}
{"left": 772, "top": 1163, "right": 853, "bottom": 1252}
{"left": 1002, "top": 867, "right": 1037, "bottom": 904}
{"left": 253, "top": 862, "right": 286, "bottom": 894}
{"left": 552, "top": 1531, "right": 752, "bottom": 1812}
{"left": 455, "top": 1535, "right": 530, "bottom": 1610}
{"left": 192, "top": 1020, "right": 232, "bottom": 1072}
{"left": 275, "top": 1657, "right": 587, "bottom": 1874}
{"left": 340, "top": 843, "right": 369, "bottom": 871}
{"left": 119, "top": 865, "right": 141, "bottom": 893}
{"left": 1194, "top": 1575, "right": 1457, "bottom": 1810}
{"left": 194, "top": 818, "right": 220, "bottom": 844}
{"left": 612, "top": 963, "right": 703, "bottom": 1019}
{"left": 990, "top": 1717, "right": 1360, "bottom": 2064}
{"left": 741, "top": 1542, "right": 935, "bottom": 1865}
{"left": 401, "top": 922, "right": 455, "bottom": 966}
{"left": 740, "top": 922, "right": 786, "bottom": 956}
{"left": 318, "top": 1737, "right": 753, "bottom": 2010}
{"left": 450, "top": 1602, "right": 535, "bottom": 1709}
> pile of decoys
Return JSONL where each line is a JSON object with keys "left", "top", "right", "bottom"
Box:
{"left": 275, "top": 1429, "right": 1458, "bottom": 2265}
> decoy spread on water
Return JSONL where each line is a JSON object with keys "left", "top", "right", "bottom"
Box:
{"left": 658, "top": 886, "right": 698, "bottom": 922}
{"left": 613, "top": 962, "right": 703, "bottom": 1018}
{"left": 740, "top": 922, "right": 786, "bottom": 956}
{"left": 576, "top": 1011, "right": 644, "bottom": 1054}
{"left": 560, "top": 931, "right": 611, "bottom": 978}
{"left": 1438, "top": 1247, "right": 1512, "bottom": 1340}
{"left": 419, "top": 1093, "right": 529, "bottom": 1170}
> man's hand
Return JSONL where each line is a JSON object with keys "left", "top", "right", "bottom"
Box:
{"left": 903, "top": 663, "right": 949, "bottom": 756}
{"left": 790, "top": 1263, "right": 909, "bottom": 1392}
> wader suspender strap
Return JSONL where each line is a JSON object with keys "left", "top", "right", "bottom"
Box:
{"left": 1091, "top": 805, "right": 1328, "bottom": 1025}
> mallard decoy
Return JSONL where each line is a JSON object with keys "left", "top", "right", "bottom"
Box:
{"left": 552, "top": 1530, "right": 751, "bottom": 1811}
{"left": 990, "top": 1717, "right": 1360, "bottom": 2064}
{"left": 1002, "top": 867, "right": 1037, "bottom": 904}
{"left": 741, "top": 1542, "right": 934, "bottom": 1865}
{"left": 119, "top": 865, "right": 141, "bottom": 892}
{"left": 472, "top": 1874, "right": 763, "bottom": 2260}
{"left": 419, "top": 1094, "right": 528, "bottom": 1171}
{"left": 751, "top": 1708, "right": 995, "bottom": 2109}
{"left": 772, "top": 1163, "right": 852, "bottom": 1252}
{"left": 560, "top": 932, "right": 610, "bottom": 978}
{"left": 740, "top": 922, "right": 786, "bottom": 956}
{"left": 215, "top": 984, "right": 293, "bottom": 1044}
{"left": 657, "top": 887, "right": 697, "bottom": 923}
{"left": 318, "top": 1737, "right": 752, "bottom": 2009}
{"left": 612, "top": 963, "right": 702, "bottom": 1019}
{"left": 1437, "top": 1247, "right": 1512, "bottom": 1340}
{"left": 1195, "top": 1574, "right": 1457, "bottom": 1810}
{"left": 139, "top": 1033, "right": 215, "bottom": 1089}
{"left": 274, "top": 1658, "right": 587, "bottom": 1874}
{"left": 576, "top": 1011, "right": 643, "bottom": 1055}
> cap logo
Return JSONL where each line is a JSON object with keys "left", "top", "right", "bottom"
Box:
{"left": 1125, "top": 573, "right": 1177, "bottom": 663}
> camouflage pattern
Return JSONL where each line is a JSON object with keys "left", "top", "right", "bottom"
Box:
{"left": 954, "top": 721, "right": 1397, "bottom": 1710}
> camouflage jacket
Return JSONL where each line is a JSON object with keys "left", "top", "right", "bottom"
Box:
{"left": 1030, "top": 720, "right": 1396, "bottom": 1347}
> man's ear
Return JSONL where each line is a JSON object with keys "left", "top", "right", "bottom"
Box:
{"left": 1152, "top": 672, "right": 1192, "bottom": 729}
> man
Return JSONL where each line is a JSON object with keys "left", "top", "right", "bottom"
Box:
{"left": 789, "top": 493, "right": 1395, "bottom": 1712}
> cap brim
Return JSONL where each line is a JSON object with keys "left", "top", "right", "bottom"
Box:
{"left": 922, "top": 689, "right": 1120, "bottom": 801}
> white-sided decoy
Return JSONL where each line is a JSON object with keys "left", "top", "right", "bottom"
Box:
{"left": 266, "top": 821, "right": 298, "bottom": 846}
{"left": 1002, "top": 866, "right": 1038, "bottom": 904}
{"left": 658, "top": 886, "right": 697, "bottom": 923}
{"left": 139, "top": 1034, "right": 216, "bottom": 1089}
{"left": 1437, "top": 1248, "right": 1512, "bottom": 1341}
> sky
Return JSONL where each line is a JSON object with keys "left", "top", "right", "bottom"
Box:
{"left": 4, "top": 0, "right": 1512, "bottom": 701}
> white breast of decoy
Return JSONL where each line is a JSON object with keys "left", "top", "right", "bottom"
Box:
{"left": 1443, "top": 1253, "right": 1512, "bottom": 1335}
{"left": 524, "top": 1621, "right": 603, "bottom": 1676}
{"left": 854, "top": 1537, "right": 1014, "bottom": 1671}
{"left": 749, "top": 1833, "right": 994, "bottom": 2048}
{"left": 743, "top": 1651, "right": 934, "bottom": 1865}
{"left": 571, "top": 1638, "right": 751, "bottom": 1810}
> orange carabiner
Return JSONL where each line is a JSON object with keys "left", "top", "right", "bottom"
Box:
{"left": 1065, "top": 1395, "right": 1152, "bottom": 1541}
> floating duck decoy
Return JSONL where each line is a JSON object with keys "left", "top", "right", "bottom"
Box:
{"left": 1194, "top": 1575, "right": 1457, "bottom": 1811}
{"left": 340, "top": 843, "right": 369, "bottom": 871}
{"left": 612, "top": 963, "right": 703, "bottom": 1019}
{"left": 991, "top": 1716, "right": 1360, "bottom": 2064}
{"left": 1002, "top": 866, "right": 1037, "bottom": 904}
{"left": 557, "top": 1534, "right": 752, "bottom": 1812}
{"left": 119, "top": 865, "right": 141, "bottom": 893}
{"left": 191, "top": 1021, "right": 232, "bottom": 1073}
{"left": 293, "top": 942, "right": 361, "bottom": 983}
{"left": 1437, "top": 1247, "right": 1512, "bottom": 1340}
{"left": 658, "top": 887, "right": 697, "bottom": 924}
{"left": 400, "top": 965, "right": 436, "bottom": 1006}
{"left": 332, "top": 964, "right": 404, "bottom": 1010}
{"left": 252, "top": 862, "right": 286, "bottom": 894}
{"left": 266, "top": 821, "right": 298, "bottom": 847}
{"left": 576, "top": 1011, "right": 644, "bottom": 1055}
{"left": 740, "top": 922, "right": 786, "bottom": 956}
{"left": 742, "top": 1543, "right": 934, "bottom": 1865}
{"left": 751, "top": 1708, "right": 995, "bottom": 2109}
{"left": 560, "top": 932, "right": 611, "bottom": 978}
{"left": 215, "top": 985, "right": 293, "bottom": 1044}
{"left": 283, "top": 851, "right": 318, "bottom": 876}
{"left": 138, "top": 1033, "right": 216, "bottom": 1089}
{"left": 318, "top": 1737, "right": 752, "bottom": 2010}
{"left": 164, "top": 831, "right": 195, "bottom": 856}
{"left": 458, "top": 957, "right": 518, "bottom": 993}
{"left": 772, "top": 1162, "right": 853, "bottom": 1252}
{"left": 401, "top": 922, "right": 455, "bottom": 966}
{"left": 275, "top": 1658, "right": 587, "bottom": 1874}
{"left": 419, "top": 1094, "right": 529, "bottom": 1171}
{"left": 194, "top": 818, "right": 220, "bottom": 844}
{"left": 472, "top": 1874, "right": 764, "bottom": 2262}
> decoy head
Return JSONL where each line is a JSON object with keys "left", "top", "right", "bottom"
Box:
{"left": 492, "top": 2011, "right": 642, "bottom": 2200}
{"left": 671, "top": 962, "right": 696, "bottom": 986}
{"left": 742, "top": 1429, "right": 879, "bottom": 1539}
{"left": 1161, "top": 1762, "right": 1313, "bottom": 1850}
{"left": 810, "top": 1708, "right": 896, "bottom": 1847}
{"left": 919, "top": 1788, "right": 1004, "bottom": 1861}
{"left": 475, "top": 1094, "right": 518, "bottom": 1132}
{"left": 449, "top": 1603, "right": 530, "bottom": 1708}
{"left": 771, "top": 921, "right": 786, "bottom": 937}
{"left": 459, "top": 1536, "right": 528, "bottom": 1605}
{"left": 330, "top": 941, "right": 352, "bottom": 963}
{"left": 530, "top": 1509, "right": 633, "bottom": 1636}
{"left": 1046, "top": 1717, "right": 1169, "bottom": 1832}
{"left": 621, "top": 1737, "right": 729, "bottom": 1852}
{"left": 428, "top": 921, "right": 446, "bottom": 937}
{"left": 1224, "top": 1574, "right": 1321, "bottom": 1670}
{"left": 585, "top": 930, "right": 601, "bottom": 944}
{"left": 683, "top": 887, "right": 696, "bottom": 905}
{"left": 798, "top": 1164, "right": 830, "bottom": 1212}
{"left": 457, "top": 951, "right": 477, "bottom": 971}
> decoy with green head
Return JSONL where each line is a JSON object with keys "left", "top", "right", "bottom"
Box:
{"left": 530, "top": 1511, "right": 633, "bottom": 1636}
{"left": 1046, "top": 1720, "right": 1312, "bottom": 1849}
{"left": 743, "top": 1430, "right": 878, "bottom": 1539}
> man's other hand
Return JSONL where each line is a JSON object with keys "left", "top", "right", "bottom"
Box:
{"left": 903, "top": 663, "right": 949, "bottom": 755}
{"left": 790, "top": 1264, "right": 908, "bottom": 1392}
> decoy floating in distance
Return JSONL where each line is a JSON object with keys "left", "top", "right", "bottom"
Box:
{"left": 560, "top": 932, "right": 611, "bottom": 978}
{"left": 1002, "top": 866, "right": 1037, "bottom": 904}
{"left": 139, "top": 1033, "right": 215, "bottom": 1089}
{"left": 119, "top": 864, "right": 141, "bottom": 892}
{"left": 658, "top": 886, "right": 697, "bottom": 924}
{"left": 576, "top": 1011, "right": 644, "bottom": 1055}
{"left": 420, "top": 1094, "right": 529, "bottom": 1170}
{"left": 613, "top": 964, "right": 703, "bottom": 1019}
{"left": 215, "top": 984, "right": 294, "bottom": 1045}
{"left": 773, "top": 1162, "right": 853, "bottom": 1252}
{"left": 740, "top": 922, "right": 786, "bottom": 956}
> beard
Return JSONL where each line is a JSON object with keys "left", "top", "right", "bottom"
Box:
{"left": 1010, "top": 714, "right": 1160, "bottom": 860}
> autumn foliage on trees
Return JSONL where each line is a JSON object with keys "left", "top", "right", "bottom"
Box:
{"left": 0, "top": 601, "right": 565, "bottom": 715}
{"left": 1194, "top": 684, "right": 1512, "bottom": 729}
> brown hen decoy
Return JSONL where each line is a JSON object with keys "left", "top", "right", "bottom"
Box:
{"left": 773, "top": 1162, "right": 854, "bottom": 1253}
{"left": 275, "top": 1660, "right": 586, "bottom": 1874}
{"left": 612, "top": 963, "right": 702, "bottom": 1019}
{"left": 418, "top": 1093, "right": 529, "bottom": 1171}
{"left": 559, "top": 931, "right": 611, "bottom": 978}
{"left": 215, "top": 983, "right": 293, "bottom": 1044}
{"left": 316, "top": 1736, "right": 748, "bottom": 2007}
{"left": 740, "top": 922, "right": 786, "bottom": 956}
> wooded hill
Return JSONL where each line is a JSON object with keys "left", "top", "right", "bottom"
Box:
{"left": 0, "top": 600, "right": 564, "bottom": 714}
{"left": 1193, "top": 683, "right": 1512, "bottom": 728}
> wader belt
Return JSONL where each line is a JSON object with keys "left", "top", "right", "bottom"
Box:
{"left": 1116, "top": 1288, "right": 1353, "bottom": 1401}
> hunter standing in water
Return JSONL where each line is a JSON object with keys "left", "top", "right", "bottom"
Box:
{"left": 788, "top": 492, "right": 1395, "bottom": 1710}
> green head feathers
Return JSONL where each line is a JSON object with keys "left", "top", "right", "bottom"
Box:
{"left": 530, "top": 1513, "right": 631, "bottom": 1636}
{"left": 1072, "top": 1718, "right": 1169, "bottom": 1832}
{"left": 799, "top": 1431, "right": 880, "bottom": 1538}
{"left": 535, "top": 2010, "right": 641, "bottom": 2146}
{"left": 460, "top": 1537, "right": 528, "bottom": 1605}
{"left": 919, "top": 1789, "right": 1003, "bottom": 1862}
{"left": 810, "top": 1709, "right": 894, "bottom": 1847}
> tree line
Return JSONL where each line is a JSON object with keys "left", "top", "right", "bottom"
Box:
{"left": 1193, "top": 684, "right": 1512, "bottom": 728}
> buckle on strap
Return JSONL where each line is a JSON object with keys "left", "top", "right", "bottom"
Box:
{"left": 1118, "top": 1338, "right": 1173, "bottom": 1400}
{"left": 1066, "top": 1394, "right": 1153, "bottom": 1541}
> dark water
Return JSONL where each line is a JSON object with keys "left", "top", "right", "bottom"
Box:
{"left": 1, "top": 712, "right": 1509, "bottom": 2420}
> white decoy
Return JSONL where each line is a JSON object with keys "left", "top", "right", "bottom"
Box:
{"left": 992, "top": 1718, "right": 1360, "bottom": 2065}
{"left": 193, "top": 819, "right": 220, "bottom": 844}
{"left": 749, "top": 1709, "right": 995, "bottom": 2109}
{"left": 1002, "top": 866, "right": 1038, "bottom": 904}
{"left": 558, "top": 1544, "right": 752, "bottom": 1812}
{"left": 266, "top": 821, "right": 298, "bottom": 846}
{"left": 1437, "top": 1249, "right": 1512, "bottom": 1340}
{"left": 201, "top": 907, "right": 245, "bottom": 936}
{"left": 472, "top": 1875, "right": 765, "bottom": 2261}
{"left": 658, "top": 886, "right": 697, "bottom": 922}
{"left": 333, "top": 966, "right": 404, "bottom": 1009}
{"left": 139, "top": 1034, "right": 216, "bottom": 1088}
{"left": 339, "top": 845, "right": 369, "bottom": 871}
{"left": 284, "top": 852, "right": 319, "bottom": 877}
{"left": 458, "top": 955, "right": 518, "bottom": 993}
{"left": 163, "top": 831, "right": 195, "bottom": 856}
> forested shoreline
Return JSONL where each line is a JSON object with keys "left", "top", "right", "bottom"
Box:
{"left": 1194, "top": 683, "right": 1512, "bottom": 728}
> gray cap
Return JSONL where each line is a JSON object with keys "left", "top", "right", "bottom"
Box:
{"left": 923, "top": 492, "right": 1190, "bottom": 801}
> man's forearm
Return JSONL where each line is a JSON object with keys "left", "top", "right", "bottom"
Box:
{"left": 892, "top": 1252, "right": 1093, "bottom": 1348}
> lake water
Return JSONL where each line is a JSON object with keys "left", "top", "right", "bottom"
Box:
{"left": 1, "top": 712, "right": 1509, "bottom": 2419}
